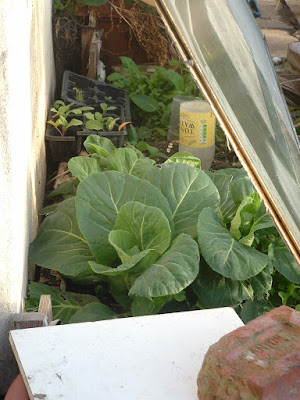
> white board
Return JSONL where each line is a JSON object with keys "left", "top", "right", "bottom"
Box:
{"left": 10, "top": 308, "right": 243, "bottom": 400}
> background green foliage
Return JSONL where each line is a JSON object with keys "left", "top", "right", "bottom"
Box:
{"left": 107, "top": 57, "right": 202, "bottom": 139}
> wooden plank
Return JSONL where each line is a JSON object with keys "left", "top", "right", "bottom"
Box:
{"left": 13, "top": 313, "right": 46, "bottom": 330}
{"left": 38, "top": 295, "right": 53, "bottom": 324}
{"left": 87, "top": 42, "right": 98, "bottom": 79}
{"left": 9, "top": 308, "right": 243, "bottom": 400}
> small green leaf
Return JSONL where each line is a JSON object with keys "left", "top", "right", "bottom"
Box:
{"left": 68, "top": 157, "right": 101, "bottom": 181}
{"left": 66, "top": 118, "right": 83, "bottom": 129}
{"left": 84, "top": 112, "right": 95, "bottom": 120}
{"left": 165, "top": 152, "right": 201, "bottom": 169}
{"left": 47, "top": 178, "right": 79, "bottom": 199}
{"left": 135, "top": 141, "right": 167, "bottom": 159}
{"left": 107, "top": 72, "right": 125, "bottom": 82}
{"left": 120, "top": 56, "right": 142, "bottom": 81}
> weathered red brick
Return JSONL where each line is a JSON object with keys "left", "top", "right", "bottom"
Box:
{"left": 197, "top": 306, "right": 300, "bottom": 400}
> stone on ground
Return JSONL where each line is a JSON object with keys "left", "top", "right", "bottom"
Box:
{"left": 197, "top": 306, "right": 300, "bottom": 400}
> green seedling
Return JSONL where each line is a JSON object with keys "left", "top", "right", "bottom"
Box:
{"left": 47, "top": 100, "right": 94, "bottom": 136}
{"left": 100, "top": 103, "right": 117, "bottom": 115}
{"left": 73, "top": 87, "right": 85, "bottom": 103}
{"left": 85, "top": 111, "right": 119, "bottom": 131}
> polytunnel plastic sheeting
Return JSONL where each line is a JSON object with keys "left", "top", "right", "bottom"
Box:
{"left": 156, "top": 0, "right": 300, "bottom": 265}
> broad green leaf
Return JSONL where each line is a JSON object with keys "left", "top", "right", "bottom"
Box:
{"left": 205, "top": 172, "right": 236, "bottom": 223}
{"left": 129, "top": 233, "right": 200, "bottom": 298}
{"left": 269, "top": 242, "right": 300, "bottom": 284}
{"left": 192, "top": 261, "right": 253, "bottom": 308}
{"left": 231, "top": 176, "right": 255, "bottom": 205}
{"left": 249, "top": 262, "right": 273, "bottom": 298}
{"left": 47, "top": 178, "right": 79, "bottom": 199}
{"left": 131, "top": 94, "right": 159, "bottom": 112}
{"left": 166, "top": 69, "right": 185, "bottom": 91}
{"left": 29, "top": 198, "right": 96, "bottom": 278}
{"left": 76, "top": 171, "right": 173, "bottom": 264}
{"left": 25, "top": 282, "right": 99, "bottom": 324}
{"left": 120, "top": 56, "right": 142, "bottom": 81}
{"left": 113, "top": 202, "right": 171, "bottom": 254}
{"left": 69, "top": 302, "right": 116, "bottom": 323}
{"left": 239, "top": 299, "right": 273, "bottom": 324}
{"left": 197, "top": 208, "right": 269, "bottom": 280}
{"left": 146, "top": 163, "right": 219, "bottom": 238}
{"left": 84, "top": 135, "right": 116, "bottom": 156}
{"left": 165, "top": 152, "right": 201, "bottom": 169}
{"left": 135, "top": 141, "right": 167, "bottom": 159}
{"left": 68, "top": 157, "right": 101, "bottom": 181}
{"left": 107, "top": 72, "right": 126, "bottom": 82}
{"left": 131, "top": 296, "right": 167, "bottom": 316}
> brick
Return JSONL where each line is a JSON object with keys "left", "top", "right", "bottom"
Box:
{"left": 197, "top": 306, "right": 300, "bottom": 400}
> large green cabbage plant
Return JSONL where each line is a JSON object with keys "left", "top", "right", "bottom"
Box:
{"left": 28, "top": 136, "right": 300, "bottom": 323}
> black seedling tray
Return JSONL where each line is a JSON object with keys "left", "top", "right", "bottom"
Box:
{"left": 61, "top": 70, "right": 131, "bottom": 122}
{"left": 45, "top": 112, "right": 84, "bottom": 162}
{"left": 45, "top": 125, "right": 82, "bottom": 162}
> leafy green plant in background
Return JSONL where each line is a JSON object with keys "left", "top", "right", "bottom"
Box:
{"left": 107, "top": 57, "right": 202, "bottom": 139}
{"left": 28, "top": 136, "right": 300, "bottom": 323}
{"left": 47, "top": 100, "right": 94, "bottom": 136}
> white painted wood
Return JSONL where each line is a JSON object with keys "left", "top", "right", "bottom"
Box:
{"left": 10, "top": 308, "right": 243, "bottom": 400}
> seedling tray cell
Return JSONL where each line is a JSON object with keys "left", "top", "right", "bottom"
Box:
{"left": 45, "top": 125, "right": 82, "bottom": 162}
{"left": 61, "top": 70, "right": 131, "bottom": 121}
